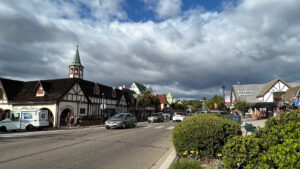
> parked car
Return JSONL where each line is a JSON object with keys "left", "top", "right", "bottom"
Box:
{"left": 208, "top": 110, "right": 241, "bottom": 124}
{"left": 208, "top": 110, "right": 230, "bottom": 115}
{"left": 148, "top": 113, "right": 164, "bottom": 123}
{"left": 105, "top": 113, "right": 137, "bottom": 129}
{"left": 172, "top": 112, "right": 186, "bottom": 122}
{"left": 162, "top": 111, "right": 173, "bottom": 120}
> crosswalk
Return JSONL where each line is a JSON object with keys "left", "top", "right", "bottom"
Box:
{"left": 142, "top": 125, "right": 174, "bottom": 130}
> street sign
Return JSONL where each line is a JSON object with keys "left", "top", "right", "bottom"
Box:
{"left": 214, "top": 103, "right": 218, "bottom": 109}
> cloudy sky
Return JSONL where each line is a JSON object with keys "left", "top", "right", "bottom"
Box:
{"left": 0, "top": 0, "right": 300, "bottom": 100}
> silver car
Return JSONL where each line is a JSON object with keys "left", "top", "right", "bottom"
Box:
{"left": 148, "top": 113, "right": 164, "bottom": 123}
{"left": 105, "top": 113, "right": 137, "bottom": 129}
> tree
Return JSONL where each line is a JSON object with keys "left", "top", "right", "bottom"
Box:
{"left": 192, "top": 101, "right": 202, "bottom": 112}
{"left": 205, "top": 95, "right": 225, "bottom": 110}
{"left": 234, "top": 100, "right": 250, "bottom": 113}
{"left": 137, "top": 90, "right": 160, "bottom": 111}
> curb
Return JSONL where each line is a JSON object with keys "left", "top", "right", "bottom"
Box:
{"left": 158, "top": 147, "right": 177, "bottom": 169}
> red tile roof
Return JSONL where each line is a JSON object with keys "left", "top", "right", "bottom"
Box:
{"left": 157, "top": 94, "right": 167, "bottom": 104}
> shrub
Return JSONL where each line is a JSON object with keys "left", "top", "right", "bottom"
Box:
{"left": 172, "top": 113, "right": 242, "bottom": 158}
{"left": 171, "top": 160, "right": 202, "bottom": 169}
{"left": 223, "top": 110, "right": 300, "bottom": 168}
{"left": 222, "top": 136, "right": 261, "bottom": 168}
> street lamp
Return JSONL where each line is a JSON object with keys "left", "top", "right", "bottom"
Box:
{"left": 221, "top": 85, "right": 225, "bottom": 110}
{"left": 101, "top": 92, "right": 105, "bottom": 119}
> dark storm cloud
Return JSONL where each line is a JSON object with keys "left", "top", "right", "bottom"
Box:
{"left": 0, "top": 0, "right": 300, "bottom": 99}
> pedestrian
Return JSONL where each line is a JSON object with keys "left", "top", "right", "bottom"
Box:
{"left": 77, "top": 115, "right": 81, "bottom": 127}
{"left": 65, "top": 113, "right": 70, "bottom": 126}
{"left": 68, "top": 114, "right": 73, "bottom": 128}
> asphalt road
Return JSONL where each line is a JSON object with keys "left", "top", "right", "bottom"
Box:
{"left": 0, "top": 121, "right": 175, "bottom": 169}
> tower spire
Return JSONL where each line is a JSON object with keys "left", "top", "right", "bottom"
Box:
{"left": 69, "top": 45, "right": 84, "bottom": 79}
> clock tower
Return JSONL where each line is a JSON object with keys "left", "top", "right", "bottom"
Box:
{"left": 69, "top": 45, "right": 84, "bottom": 79}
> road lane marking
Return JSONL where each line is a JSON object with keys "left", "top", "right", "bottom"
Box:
{"left": 166, "top": 126, "right": 174, "bottom": 130}
{"left": 155, "top": 126, "right": 165, "bottom": 129}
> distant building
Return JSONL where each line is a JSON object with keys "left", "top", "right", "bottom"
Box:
{"left": 231, "top": 78, "right": 300, "bottom": 119}
{"left": 129, "top": 82, "right": 147, "bottom": 95}
{"left": 157, "top": 94, "right": 167, "bottom": 111}
{"left": 166, "top": 92, "right": 174, "bottom": 104}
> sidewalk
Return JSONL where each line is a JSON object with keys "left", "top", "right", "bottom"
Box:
{"left": 241, "top": 119, "right": 267, "bottom": 136}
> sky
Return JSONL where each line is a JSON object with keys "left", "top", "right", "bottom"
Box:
{"left": 0, "top": 0, "right": 300, "bottom": 100}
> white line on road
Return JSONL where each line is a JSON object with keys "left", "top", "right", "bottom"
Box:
{"left": 155, "top": 126, "right": 165, "bottom": 129}
{"left": 166, "top": 126, "right": 174, "bottom": 130}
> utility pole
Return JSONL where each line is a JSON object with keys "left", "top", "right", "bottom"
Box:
{"left": 222, "top": 85, "right": 225, "bottom": 110}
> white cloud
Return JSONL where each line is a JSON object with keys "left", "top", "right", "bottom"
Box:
{"left": 0, "top": 0, "right": 300, "bottom": 99}
{"left": 143, "top": 0, "right": 182, "bottom": 19}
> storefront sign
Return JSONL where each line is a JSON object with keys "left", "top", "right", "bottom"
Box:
{"left": 225, "top": 94, "right": 231, "bottom": 104}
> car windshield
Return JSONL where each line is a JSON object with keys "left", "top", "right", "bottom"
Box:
{"left": 151, "top": 114, "right": 159, "bottom": 116}
{"left": 175, "top": 112, "right": 183, "bottom": 116}
{"left": 111, "top": 114, "right": 126, "bottom": 119}
{"left": 162, "top": 111, "right": 172, "bottom": 114}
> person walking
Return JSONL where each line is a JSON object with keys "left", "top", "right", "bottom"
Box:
{"left": 68, "top": 114, "right": 73, "bottom": 128}
{"left": 65, "top": 113, "right": 70, "bottom": 126}
{"left": 76, "top": 115, "right": 81, "bottom": 127}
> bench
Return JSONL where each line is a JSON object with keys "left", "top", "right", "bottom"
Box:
{"left": 244, "top": 123, "right": 257, "bottom": 135}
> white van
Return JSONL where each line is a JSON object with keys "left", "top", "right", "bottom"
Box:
{"left": 0, "top": 109, "right": 49, "bottom": 132}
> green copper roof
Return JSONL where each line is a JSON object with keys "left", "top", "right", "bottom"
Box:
{"left": 167, "top": 92, "right": 172, "bottom": 98}
{"left": 71, "top": 46, "right": 82, "bottom": 66}
{"left": 134, "top": 82, "right": 147, "bottom": 92}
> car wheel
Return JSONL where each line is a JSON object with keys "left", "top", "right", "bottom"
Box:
{"left": 26, "top": 124, "right": 34, "bottom": 131}
{"left": 105, "top": 126, "right": 110, "bottom": 129}
{"left": 0, "top": 126, "right": 7, "bottom": 132}
{"left": 122, "top": 123, "right": 126, "bottom": 129}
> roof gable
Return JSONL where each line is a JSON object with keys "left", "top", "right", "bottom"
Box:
{"left": 0, "top": 77, "right": 24, "bottom": 101}
{"left": 257, "top": 78, "right": 291, "bottom": 97}
{"left": 12, "top": 78, "right": 79, "bottom": 104}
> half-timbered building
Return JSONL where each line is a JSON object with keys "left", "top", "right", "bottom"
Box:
{"left": 0, "top": 47, "right": 136, "bottom": 127}
{"left": 231, "top": 78, "right": 300, "bottom": 119}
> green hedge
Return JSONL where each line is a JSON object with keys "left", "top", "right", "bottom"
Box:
{"left": 172, "top": 113, "right": 242, "bottom": 158}
{"left": 171, "top": 160, "right": 202, "bottom": 169}
{"left": 222, "top": 136, "right": 261, "bottom": 168}
{"left": 223, "top": 110, "right": 300, "bottom": 168}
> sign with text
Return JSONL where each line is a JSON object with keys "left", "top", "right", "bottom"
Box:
{"left": 225, "top": 94, "right": 231, "bottom": 104}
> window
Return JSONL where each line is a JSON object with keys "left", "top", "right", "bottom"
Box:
{"left": 70, "top": 68, "right": 73, "bottom": 74}
{"left": 11, "top": 112, "right": 20, "bottom": 121}
{"left": 273, "top": 92, "right": 284, "bottom": 102}
{"left": 80, "top": 108, "right": 85, "bottom": 115}
{"left": 75, "top": 68, "right": 78, "bottom": 74}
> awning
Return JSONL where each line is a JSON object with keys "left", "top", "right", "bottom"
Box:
{"left": 250, "top": 102, "right": 278, "bottom": 108}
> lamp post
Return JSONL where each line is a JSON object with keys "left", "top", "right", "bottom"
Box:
{"left": 221, "top": 85, "right": 225, "bottom": 110}
{"left": 101, "top": 93, "right": 105, "bottom": 120}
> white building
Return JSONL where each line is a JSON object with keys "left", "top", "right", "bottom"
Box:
{"left": 231, "top": 78, "right": 300, "bottom": 119}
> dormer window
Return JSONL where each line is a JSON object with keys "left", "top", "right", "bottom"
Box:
{"left": 36, "top": 86, "right": 45, "bottom": 97}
